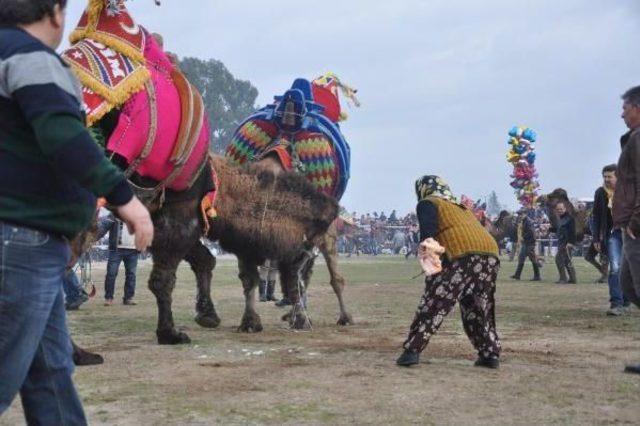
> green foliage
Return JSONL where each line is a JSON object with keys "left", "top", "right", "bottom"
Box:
{"left": 178, "top": 57, "right": 259, "bottom": 153}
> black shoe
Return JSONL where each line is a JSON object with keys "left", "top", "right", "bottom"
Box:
{"left": 396, "top": 350, "right": 420, "bottom": 367}
{"left": 275, "top": 298, "right": 292, "bottom": 307}
{"left": 624, "top": 363, "right": 640, "bottom": 374}
{"left": 530, "top": 277, "right": 541, "bottom": 282}
{"left": 73, "top": 347, "right": 104, "bottom": 366}
{"left": 474, "top": 356, "right": 500, "bottom": 369}
{"left": 555, "top": 280, "right": 568, "bottom": 284}
{"left": 65, "top": 292, "right": 89, "bottom": 311}
{"left": 510, "top": 275, "right": 521, "bottom": 281}
{"left": 123, "top": 299, "right": 137, "bottom": 306}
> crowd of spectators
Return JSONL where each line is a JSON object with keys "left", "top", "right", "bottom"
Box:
{"left": 337, "top": 210, "right": 420, "bottom": 256}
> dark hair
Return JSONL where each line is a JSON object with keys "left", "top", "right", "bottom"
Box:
{"left": 0, "top": 0, "right": 67, "bottom": 27}
{"left": 622, "top": 86, "right": 640, "bottom": 107}
{"left": 602, "top": 164, "right": 617, "bottom": 175}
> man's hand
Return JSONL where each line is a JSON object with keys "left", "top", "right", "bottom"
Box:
{"left": 115, "top": 196, "right": 154, "bottom": 251}
{"left": 594, "top": 242, "right": 601, "bottom": 252}
{"left": 627, "top": 227, "right": 637, "bottom": 240}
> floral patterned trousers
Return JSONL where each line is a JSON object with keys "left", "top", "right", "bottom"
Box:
{"left": 403, "top": 254, "right": 501, "bottom": 359}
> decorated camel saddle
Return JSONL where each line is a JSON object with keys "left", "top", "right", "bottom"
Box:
{"left": 226, "top": 74, "right": 359, "bottom": 201}
{"left": 62, "top": 0, "right": 211, "bottom": 196}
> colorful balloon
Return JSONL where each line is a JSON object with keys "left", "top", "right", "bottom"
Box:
{"left": 506, "top": 126, "right": 540, "bottom": 208}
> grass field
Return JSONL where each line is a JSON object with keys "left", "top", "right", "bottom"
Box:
{"left": 3, "top": 255, "right": 640, "bottom": 425}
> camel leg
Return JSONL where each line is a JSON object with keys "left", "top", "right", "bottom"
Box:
{"left": 148, "top": 200, "right": 201, "bottom": 345}
{"left": 184, "top": 241, "right": 220, "bottom": 329}
{"left": 280, "top": 258, "right": 312, "bottom": 330}
{"left": 237, "top": 257, "right": 263, "bottom": 333}
{"left": 321, "top": 229, "right": 354, "bottom": 325}
{"left": 149, "top": 257, "right": 191, "bottom": 344}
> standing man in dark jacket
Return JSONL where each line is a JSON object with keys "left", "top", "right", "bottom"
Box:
{"left": 0, "top": 1, "right": 154, "bottom": 423}
{"left": 511, "top": 209, "right": 541, "bottom": 281}
{"left": 592, "top": 164, "right": 627, "bottom": 316}
{"left": 552, "top": 202, "right": 577, "bottom": 284}
{"left": 613, "top": 86, "right": 640, "bottom": 374}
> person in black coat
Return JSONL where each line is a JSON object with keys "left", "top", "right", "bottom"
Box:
{"left": 510, "top": 209, "right": 541, "bottom": 281}
{"left": 551, "top": 202, "right": 577, "bottom": 284}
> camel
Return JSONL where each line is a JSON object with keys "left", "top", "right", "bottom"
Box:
{"left": 538, "top": 188, "right": 590, "bottom": 242}
{"left": 207, "top": 157, "right": 339, "bottom": 332}
{"left": 250, "top": 155, "right": 352, "bottom": 327}
{"left": 485, "top": 210, "right": 518, "bottom": 244}
{"left": 226, "top": 76, "right": 358, "bottom": 326}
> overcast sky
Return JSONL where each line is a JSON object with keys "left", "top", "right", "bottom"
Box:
{"left": 63, "top": 0, "right": 639, "bottom": 216}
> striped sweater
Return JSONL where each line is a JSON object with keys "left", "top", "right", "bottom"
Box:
{"left": 0, "top": 27, "right": 132, "bottom": 239}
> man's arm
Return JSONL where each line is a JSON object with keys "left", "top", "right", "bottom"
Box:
{"left": 31, "top": 113, "right": 133, "bottom": 204}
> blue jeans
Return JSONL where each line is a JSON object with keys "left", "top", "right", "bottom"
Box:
{"left": 0, "top": 223, "right": 86, "bottom": 424}
{"left": 607, "top": 229, "right": 626, "bottom": 307}
{"left": 104, "top": 249, "right": 139, "bottom": 301}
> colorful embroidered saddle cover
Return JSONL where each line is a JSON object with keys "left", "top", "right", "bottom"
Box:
{"left": 226, "top": 77, "right": 355, "bottom": 200}
{"left": 62, "top": 0, "right": 209, "bottom": 192}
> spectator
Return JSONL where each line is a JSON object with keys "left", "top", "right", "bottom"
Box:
{"left": 551, "top": 201, "right": 577, "bottom": 284}
{"left": 405, "top": 224, "right": 420, "bottom": 258}
{"left": 63, "top": 261, "right": 89, "bottom": 311}
{"left": 392, "top": 229, "right": 406, "bottom": 254}
{"left": 100, "top": 214, "right": 141, "bottom": 306}
{"left": 613, "top": 86, "right": 640, "bottom": 374}
{"left": 511, "top": 209, "right": 541, "bottom": 281}
{"left": 389, "top": 209, "right": 398, "bottom": 224}
{"left": 259, "top": 260, "right": 278, "bottom": 302}
{"left": 584, "top": 214, "right": 609, "bottom": 283}
{"left": 593, "top": 164, "right": 627, "bottom": 316}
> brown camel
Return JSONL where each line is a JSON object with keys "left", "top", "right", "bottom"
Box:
{"left": 207, "top": 157, "right": 339, "bottom": 331}
{"left": 538, "top": 188, "right": 590, "bottom": 242}
{"left": 251, "top": 155, "right": 353, "bottom": 326}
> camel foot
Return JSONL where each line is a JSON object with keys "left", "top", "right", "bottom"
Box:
{"left": 238, "top": 311, "right": 263, "bottom": 333}
{"left": 157, "top": 329, "right": 191, "bottom": 345}
{"left": 289, "top": 304, "right": 312, "bottom": 330}
{"left": 72, "top": 346, "right": 104, "bottom": 366}
{"left": 337, "top": 312, "right": 354, "bottom": 326}
{"left": 195, "top": 312, "right": 221, "bottom": 329}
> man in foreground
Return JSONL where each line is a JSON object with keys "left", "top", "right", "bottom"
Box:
{"left": 613, "top": 86, "right": 640, "bottom": 374}
{"left": 0, "top": 0, "right": 154, "bottom": 423}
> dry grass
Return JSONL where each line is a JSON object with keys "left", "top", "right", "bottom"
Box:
{"left": 2, "top": 255, "right": 640, "bottom": 425}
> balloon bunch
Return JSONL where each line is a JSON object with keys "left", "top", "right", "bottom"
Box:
{"left": 506, "top": 126, "right": 540, "bottom": 208}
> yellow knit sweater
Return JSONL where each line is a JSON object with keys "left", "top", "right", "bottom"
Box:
{"left": 427, "top": 197, "right": 499, "bottom": 261}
